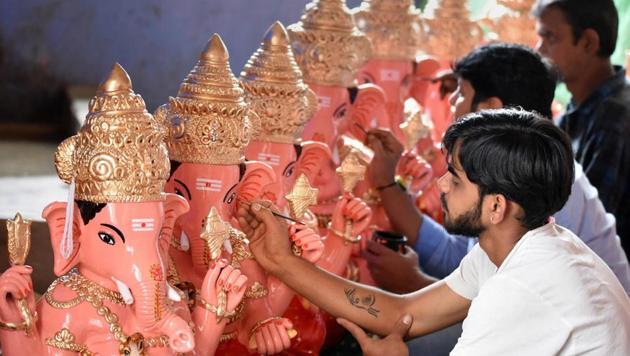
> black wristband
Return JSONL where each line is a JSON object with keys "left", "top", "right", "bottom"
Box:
{"left": 375, "top": 181, "right": 397, "bottom": 191}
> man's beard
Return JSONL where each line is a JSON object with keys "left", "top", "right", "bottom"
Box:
{"left": 441, "top": 193, "right": 485, "bottom": 237}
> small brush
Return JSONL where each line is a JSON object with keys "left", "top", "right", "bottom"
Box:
{"left": 238, "top": 200, "right": 304, "bottom": 225}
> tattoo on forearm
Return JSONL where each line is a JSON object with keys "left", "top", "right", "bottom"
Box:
{"left": 344, "top": 288, "right": 380, "bottom": 318}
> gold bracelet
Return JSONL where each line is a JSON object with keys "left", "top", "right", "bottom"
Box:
{"left": 195, "top": 289, "right": 235, "bottom": 323}
{"left": 0, "top": 319, "right": 28, "bottom": 331}
{"left": 248, "top": 317, "right": 298, "bottom": 349}
{"left": 327, "top": 222, "right": 362, "bottom": 244}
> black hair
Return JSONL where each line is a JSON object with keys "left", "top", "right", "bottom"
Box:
{"left": 76, "top": 200, "right": 107, "bottom": 225}
{"left": 442, "top": 108, "right": 574, "bottom": 230}
{"left": 533, "top": 0, "right": 618, "bottom": 57}
{"left": 454, "top": 43, "right": 556, "bottom": 119}
{"left": 347, "top": 86, "right": 359, "bottom": 104}
{"left": 293, "top": 143, "right": 303, "bottom": 158}
{"left": 170, "top": 160, "right": 182, "bottom": 177}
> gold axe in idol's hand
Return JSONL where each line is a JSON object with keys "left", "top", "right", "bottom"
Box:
{"left": 336, "top": 138, "right": 372, "bottom": 244}
{"left": 5, "top": 213, "right": 38, "bottom": 335}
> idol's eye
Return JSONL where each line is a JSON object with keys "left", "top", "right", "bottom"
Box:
{"left": 284, "top": 166, "right": 294, "bottom": 177}
{"left": 98, "top": 232, "right": 115, "bottom": 245}
{"left": 175, "top": 188, "right": 184, "bottom": 197}
{"left": 226, "top": 192, "right": 237, "bottom": 204}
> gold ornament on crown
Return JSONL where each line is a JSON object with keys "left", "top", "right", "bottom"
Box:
{"left": 422, "top": 0, "right": 484, "bottom": 61}
{"left": 399, "top": 98, "right": 433, "bottom": 150}
{"left": 158, "top": 34, "right": 253, "bottom": 165}
{"left": 352, "top": 0, "right": 424, "bottom": 60}
{"left": 54, "top": 63, "right": 169, "bottom": 203}
{"left": 287, "top": 0, "right": 372, "bottom": 87}
{"left": 285, "top": 174, "right": 319, "bottom": 219}
{"left": 482, "top": 0, "right": 537, "bottom": 48}
{"left": 240, "top": 21, "right": 318, "bottom": 144}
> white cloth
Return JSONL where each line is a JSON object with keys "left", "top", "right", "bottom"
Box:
{"left": 555, "top": 161, "right": 630, "bottom": 293}
{"left": 446, "top": 223, "right": 630, "bottom": 356}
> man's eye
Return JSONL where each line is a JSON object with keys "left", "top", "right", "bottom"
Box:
{"left": 98, "top": 232, "right": 115, "bottom": 245}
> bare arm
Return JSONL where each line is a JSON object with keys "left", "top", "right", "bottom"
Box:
{"left": 238, "top": 202, "right": 470, "bottom": 338}
{"left": 366, "top": 129, "right": 424, "bottom": 244}
{"left": 379, "top": 184, "right": 424, "bottom": 246}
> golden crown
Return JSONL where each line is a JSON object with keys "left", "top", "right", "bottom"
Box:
{"left": 423, "top": 0, "right": 483, "bottom": 61}
{"left": 240, "top": 21, "right": 318, "bottom": 144}
{"left": 352, "top": 0, "right": 424, "bottom": 60}
{"left": 54, "top": 63, "right": 169, "bottom": 203}
{"left": 287, "top": 0, "right": 372, "bottom": 87}
{"left": 159, "top": 34, "right": 252, "bottom": 165}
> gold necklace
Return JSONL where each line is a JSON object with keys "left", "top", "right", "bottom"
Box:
{"left": 45, "top": 271, "right": 170, "bottom": 355}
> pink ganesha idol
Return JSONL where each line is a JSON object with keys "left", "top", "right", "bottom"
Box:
{"left": 287, "top": 0, "right": 380, "bottom": 346}
{"left": 0, "top": 64, "right": 246, "bottom": 355}
{"left": 155, "top": 34, "right": 309, "bottom": 355}
{"left": 241, "top": 21, "right": 372, "bottom": 354}
{"left": 351, "top": 0, "right": 435, "bottom": 214}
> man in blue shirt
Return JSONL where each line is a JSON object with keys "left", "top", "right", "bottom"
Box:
{"left": 534, "top": 0, "right": 630, "bottom": 253}
{"left": 365, "top": 43, "right": 630, "bottom": 294}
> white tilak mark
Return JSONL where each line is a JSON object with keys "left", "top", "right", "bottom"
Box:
{"left": 111, "top": 276, "right": 134, "bottom": 305}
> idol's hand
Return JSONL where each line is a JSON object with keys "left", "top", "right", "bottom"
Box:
{"left": 289, "top": 224, "right": 324, "bottom": 263}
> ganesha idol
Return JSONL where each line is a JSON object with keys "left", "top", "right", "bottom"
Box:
{"left": 241, "top": 21, "right": 372, "bottom": 354}
{"left": 351, "top": 0, "right": 437, "bottom": 215}
{"left": 155, "top": 34, "right": 319, "bottom": 355}
{"left": 0, "top": 64, "right": 247, "bottom": 355}
{"left": 287, "top": 0, "right": 383, "bottom": 346}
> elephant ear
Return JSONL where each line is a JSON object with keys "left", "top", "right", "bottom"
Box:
{"left": 414, "top": 55, "right": 441, "bottom": 79}
{"left": 237, "top": 161, "right": 277, "bottom": 206}
{"left": 350, "top": 83, "right": 388, "bottom": 137}
{"left": 296, "top": 141, "right": 332, "bottom": 182}
{"left": 159, "top": 193, "right": 190, "bottom": 252}
{"left": 42, "top": 201, "right": 82, "bottom": 276}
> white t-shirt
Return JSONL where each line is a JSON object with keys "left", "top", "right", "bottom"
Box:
{"left": 446, "top": 223, "right": 630, "bottom": 356}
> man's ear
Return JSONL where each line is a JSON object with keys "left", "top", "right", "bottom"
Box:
{"left": 579, "top": 28, "right": 601, "bottom": 56}
{"left": 476, "top": 97, "right": 504, "bottom": 110}
{"left": 487, "top": 194, "right": 508, "bottom": 225}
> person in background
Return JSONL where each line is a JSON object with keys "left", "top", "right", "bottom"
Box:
{"left": 534, "top": 0, "right": 630, "bottom": 252}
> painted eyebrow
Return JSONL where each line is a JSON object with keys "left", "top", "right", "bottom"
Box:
{"left": 100, "top": 223, "right": 126, "bottom": 243}
{"left": 282, "top": 161, "right": 296, "bottom": 176}
{"left": 223, "top": 183, "right": 238, "bottom": 203}
{"left": 174, "top": 179, "right": 191, "bottom": 200}
{"left": 447, "top": 163, "right": 460, "bottom": 179}
{"left": 333, "top": 103, "right": 347, "bottom": 117}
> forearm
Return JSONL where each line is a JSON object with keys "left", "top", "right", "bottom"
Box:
{"left": 380, "top": 185, "right": 423, "bottom": 244}
{"left": 192, "top": 307, "right": 227, "bottom": 354}
{"left": 270, "top": 254, "right": 408, "bottom": 336}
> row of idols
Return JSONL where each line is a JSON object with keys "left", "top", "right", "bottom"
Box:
{"left": 0, "top": 0, "right": 536, "bottom": 354}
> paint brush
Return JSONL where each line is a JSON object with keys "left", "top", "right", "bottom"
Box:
{"left": 238, "top": 200, "right": 304, "bottom": 225}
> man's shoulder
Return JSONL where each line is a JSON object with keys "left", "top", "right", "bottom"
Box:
{"left": 596, "top": 82, "right": 630, "bottom": 132}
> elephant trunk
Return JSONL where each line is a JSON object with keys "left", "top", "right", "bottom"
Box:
{"left": 131, "top": 280, "right": 195, "bottom": 353}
